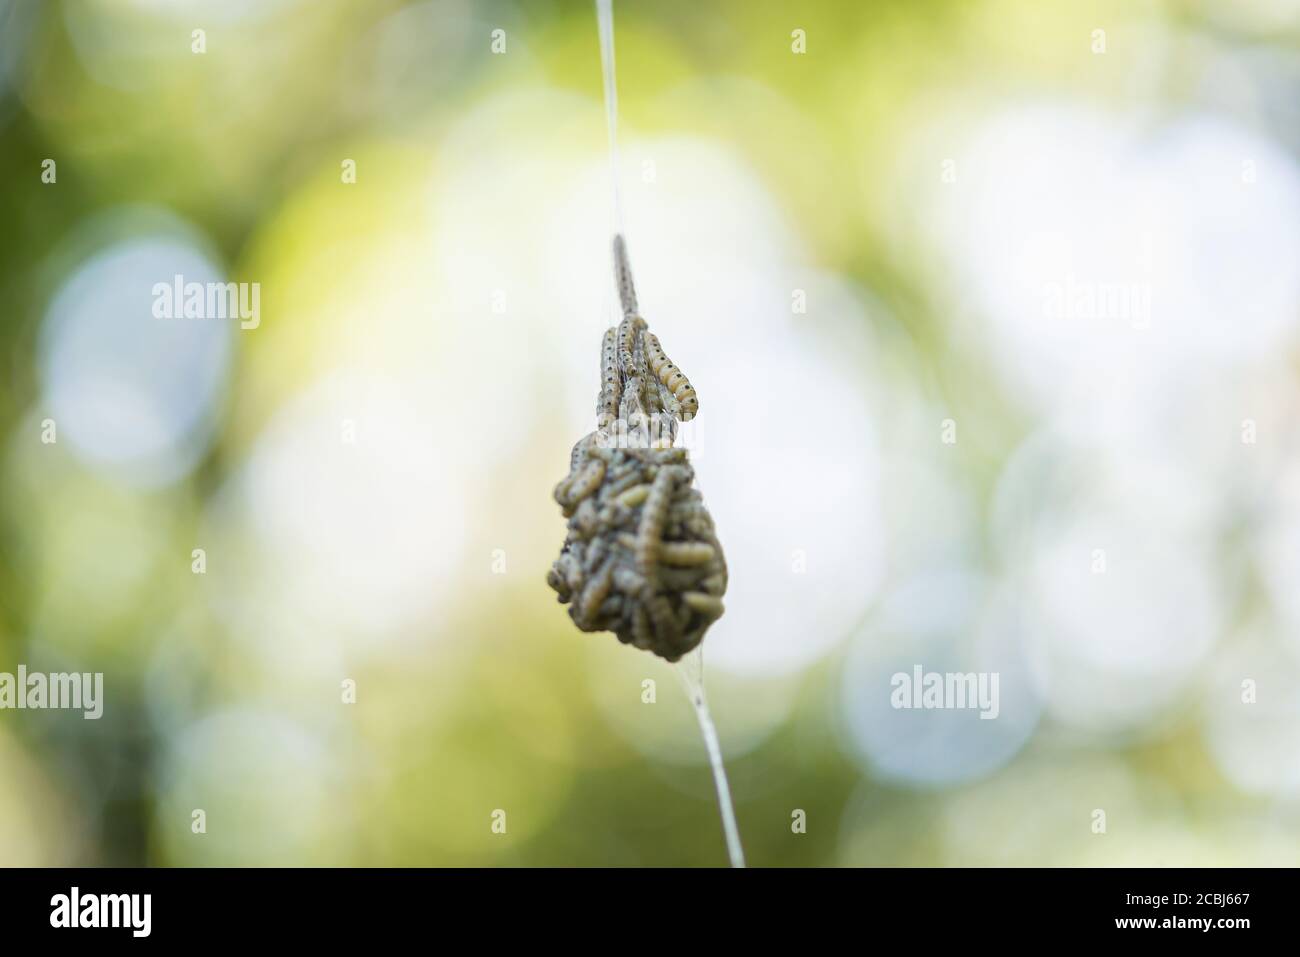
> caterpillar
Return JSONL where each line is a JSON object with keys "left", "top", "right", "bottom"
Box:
{"left": 645, "top": 333, "right": 698, "bottom": 421}
{"left": 598, "top": 327, "right": 621, "bottom": 421}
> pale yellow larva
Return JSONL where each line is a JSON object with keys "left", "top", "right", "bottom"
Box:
{"left": 634, "top": 466, "right": 679, "bottom": 577}
{"left": 578, "top": 558, "right": 615, "bottom": 622}
{"left": 673, "top": 385, "right": 698, "bottom": 421}
{"left": 560, "top": 458, "right": 605, "bottom": 514}
{"left": 645, "top": 333, "right": 698, "bottom": 421}
{"left": 657, "top": 541, "right": 715, "bottom": 566}
{"left": 617, "top": 483, "right": 651, "bottom": 507}
{"left": 682, "top": 591, "right": 725, "bottom": 619}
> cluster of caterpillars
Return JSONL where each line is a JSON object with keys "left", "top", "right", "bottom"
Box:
{"left": 547, "top": 236, "right": 727, "bottom": 661}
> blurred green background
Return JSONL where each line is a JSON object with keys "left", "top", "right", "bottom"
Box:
{"left": 2, "top": 0, "right": 1300, "bottom": 866}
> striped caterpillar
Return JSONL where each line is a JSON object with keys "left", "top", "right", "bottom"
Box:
{"left": 548, "top": 236, "right": 726, "bottom": 661}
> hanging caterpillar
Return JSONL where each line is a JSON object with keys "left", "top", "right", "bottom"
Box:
{"left": 547, "top": 236, "right": 726, "bottom": 661}
{"left": 645, "top": 333, "right": 698, "bottom": 421}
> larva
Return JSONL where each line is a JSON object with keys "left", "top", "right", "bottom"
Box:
{"left": 657, "top": 567, "right": 714, "bottom": 591}
{"left": 583, "top": 534, "right": 607, "bottom": 572}
{"left": 613, "top": 234, "right": 638, "bottom": 314}
{"left": 559, "top": 458, "right": 606, "bottom": 514}
{"left": 578, "top": 558, "right": 616, "bottom": 622}
{"left": 617, "top": 484, "right": 650, "bottom": 507}
{"left": 657, "top": 541, "right": 715, "bottom": 566}
{"left": 613, "top": 566, "right": 643, "bottom": 595}
{"left": 605, "top": 468, "right": 645, "bottom": 498}
{"left": 573, "top": 499, "right": 599, "bottom": 538}
{"left": 631, "top": 603, "right": 652, "bottom": 650}
{"left": 644, "top": 593, "right": 682, "bottom": 654}
{"left": 598, "top": 327, "right": 621, "bottom": 420}
{"left": 634, "top": 466, "right": 680, "bottom": 578}
{"left": 682, "top": 591, "right": 725, "bottom": 618}
{"left": 646, "top": 333, "right": 698, "bottom": 421}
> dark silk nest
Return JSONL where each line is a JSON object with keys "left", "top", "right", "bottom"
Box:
{"left": 547, "top": 237, "right": 727, "bottom": 661}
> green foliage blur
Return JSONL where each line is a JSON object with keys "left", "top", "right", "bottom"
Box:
{"left": 1, "top": 0, "right": 1299, "bottom": 867}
